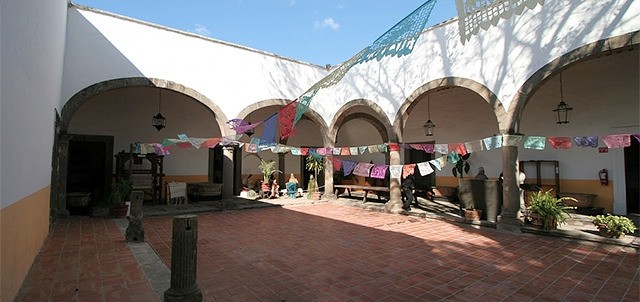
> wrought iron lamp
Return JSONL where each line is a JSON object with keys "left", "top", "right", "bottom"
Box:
{"left": 423, "top": 93, "right": 435, "bottom": 136}
{"left": 553, "top": 73, "right": 573, "bottom": 124}
{"left": 152, "top": 88, "right": 166, "bottom": 131}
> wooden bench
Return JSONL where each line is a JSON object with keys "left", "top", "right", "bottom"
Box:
{"left": 186, "top": 182, "right": 223, "bottom": 201}
{"left": 334, "top": 184, "right": 390, "bottom": 203}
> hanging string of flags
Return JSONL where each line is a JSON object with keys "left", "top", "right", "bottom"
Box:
{"left": 231, "top": 1, "right": 439, "bottom": 141}
{"left": 134, "top": 133, "right": 639, "bottom": 179}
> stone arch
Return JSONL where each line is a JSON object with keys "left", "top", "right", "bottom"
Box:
{"left": 329, "top": 99, "right": 395, "bottom": 144}
{"left": 394, "top": 77, "right": 506, "bottom": 141}
{"left": 60, "top": 77, "right": 229, "bottom": 135}
{"left": 507, "top": 31, "right": 639, "bottom": 133}
{"left": 236, "top": 99, "right": 331, "bottom": 146}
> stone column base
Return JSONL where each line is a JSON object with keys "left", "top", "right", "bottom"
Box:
{"left": 385, "top": 198, "right": 404, "bottom": 213}
{"left": 323, "top": 193, "right": 338, "bottom": 201}
{"left": 496, "top": 214, "right": 524, "bottom": 234}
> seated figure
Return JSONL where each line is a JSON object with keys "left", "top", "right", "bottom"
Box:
{"left": 474, "top": 167, "right": 489, "bottom": 180}
{"left": 286, "top": 181, "right": 298, "bottom": 198}
{"left": 269, "top": 179, "right": 280, "bottom": 199}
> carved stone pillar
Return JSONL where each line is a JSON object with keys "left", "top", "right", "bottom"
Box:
{"left": 164, "top": 215, "right": 202, "bottom": 302}
{"left": 385, "top": 145, "right": 403, "bottom": 212}
{"left": 56, "top": 136, "right": 70, "bottom": 218}
{"left": 222, "top": 145, "right": 235, "bottom": 199}
{"left": 126, "top": 191, "right": 145, "bottom": 243}
{"left": 323, "top": 150, "right": 336, "bottom": 200}
{"left": 278, "top": 153, "right": 286, "bottom": 188}
{"left": 497, "top": 138, "right": 524, "bottom": 233}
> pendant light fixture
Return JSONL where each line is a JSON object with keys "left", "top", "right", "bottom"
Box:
{"left": 424, "top": 92, "right": 435, "bottom": 136}
{"left": 152, "top": 88, "right": 166, "bottom": 131}
{"left": 553, "top": 72, "right": 573, "bottom": 124}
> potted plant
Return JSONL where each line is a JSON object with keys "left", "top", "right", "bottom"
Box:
{"left": 526, "top": 189, "right": 575, "bottom": 230}
{"left": 592, "top": 214, "right": 637, "bottom": 238}
{"left": 257, "top": 159, "right": 281, "bottom": 197}
{"left": 464, "top": 206, "right": 482, "bottom": 223}
{"left": 110, "top": 178, "right": 132, "bottom": 217}
{"left": 305, "top": 155, "right": 324, "bottom": 200}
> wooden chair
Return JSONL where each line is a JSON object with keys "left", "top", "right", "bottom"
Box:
{"left": 166, "top": 181, "right": 188, "bottom": 205}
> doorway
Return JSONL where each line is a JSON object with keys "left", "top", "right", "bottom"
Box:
{"left": 405, "top": 143, "right": 435, "bottom": 197}
{"left": 66, "top": 135, "right": 113, "bottom": 215}
{"left": 624, "top": 136, "right": 639, "bottom": 215}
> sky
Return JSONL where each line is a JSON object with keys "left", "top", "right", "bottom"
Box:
{"left": 71, "top": 0, "right": 458, "bottom": 66}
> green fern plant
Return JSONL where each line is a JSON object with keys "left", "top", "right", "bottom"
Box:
{"left": 527, "top": 189, "right": 575, "bottom": 230}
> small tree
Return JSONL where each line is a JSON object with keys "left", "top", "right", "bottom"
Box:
{"left": 305, "top": 155, "right": 324, "bottom": 193}
{"left": 257, "top": 159, "right": 281, "bottom": 183}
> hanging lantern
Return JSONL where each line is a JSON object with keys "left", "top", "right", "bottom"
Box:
{"left": 423, "top": 93, "right": 435, "bottom": 136}
{"left": 553, "top": 73, "right": 573, "bottom": 124}
{"left": 554, "top": 100, "right": 572, "bottom": 124}
{"left": 152, "top": 88, "right": 166, "bottom": 131}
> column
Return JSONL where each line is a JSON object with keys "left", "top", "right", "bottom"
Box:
{"left": 56, "top": 136, "right": 70, "bottom": 218}
{"left": 126, "top": 191, "right": 145, "bottom": 243}
{"left": 278, "top": 153, "right": 286, "bottom": 189}
{"left": 222, "top": 145, "right": 235, "bottom": 199}
{"left": 323, "top": 148, "right": 336, "bottom": 200}
{"left": 385, "top": 144, "right": 403, "bottom": 212}
{"left": 497, "top": 137, "right": 524, "bottom": 233}
{"left": 164, "top": 215, "right": 202, "bottom": 302}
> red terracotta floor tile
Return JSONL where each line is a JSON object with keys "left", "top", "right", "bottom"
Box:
{"left": 15, "top": 203, "right": 640, "bottom": 301}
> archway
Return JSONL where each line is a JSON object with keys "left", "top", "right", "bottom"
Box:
{"left": 510, "top": 32, "right": 639, "bottom": 215}
{"left": 53, "top": 77, "right": 228, "bottom": 216}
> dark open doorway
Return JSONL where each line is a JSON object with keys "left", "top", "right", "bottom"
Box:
{"left": 66, "top": 135, "right": 113, "bottom": 215}
{"left": 624, "top": 136, "right": 639, "bottom": 215}
{"left": 405, "top": 142, "right": 435, "bottom": 197}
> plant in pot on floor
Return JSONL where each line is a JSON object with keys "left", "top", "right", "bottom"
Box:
{"left": 110, "top": 178, "right": 132, "bottom": 217}
{"left": 305, "top": 154, "right": 324, "bottom": 200}
{"left": 258, "top": 159, "right": 281, "bottom": 198}
{"left": 592, "top": 214, "right": 637, "bottom": 238}
{"left": 464, "top": 206, "right": 482, "bottom": 223}
{"left": 526, "top": 189, "right": 575, "bottom": 230}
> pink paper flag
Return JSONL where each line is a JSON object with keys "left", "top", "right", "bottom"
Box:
{"left": 369, "top": 165, "right": 388, "bottom": 179}
{"left": 547, "top": 137, "right": 572, "bottom": 149}
{"left": 601, "top": 134, "right": 631, "bottom": 148}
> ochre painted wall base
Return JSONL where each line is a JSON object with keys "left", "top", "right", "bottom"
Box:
{"left": 1, "top": 186, "right": 50, "bottom": 302}
{"left": 436, "top": 177, "right": 615, "bottom": 213}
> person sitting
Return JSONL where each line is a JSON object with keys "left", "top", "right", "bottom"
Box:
{"left": 474, "top": 167, "right": 489, "bottom": 180}
{"left": 268, "top": 179, "right": 280, "bottom": 199}
{"left": 286, "top": 174, "right": 298, "bottom": 198}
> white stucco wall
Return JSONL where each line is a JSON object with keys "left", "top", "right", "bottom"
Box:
{"left": 312, "top": 0, "right": 640, "bottom": 125}
{"left": 62, "top": 6, "right": 329, "bottom": 121}
{"left": 60, "top": 0, "right": 638, "bottom": 185}
{"left": 0, "top": 0, "right": 68, "bottom": 208}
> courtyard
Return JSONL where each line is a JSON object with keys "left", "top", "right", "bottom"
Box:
{"left": 16, "top": 200, "right": 639, "bottom": 301}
